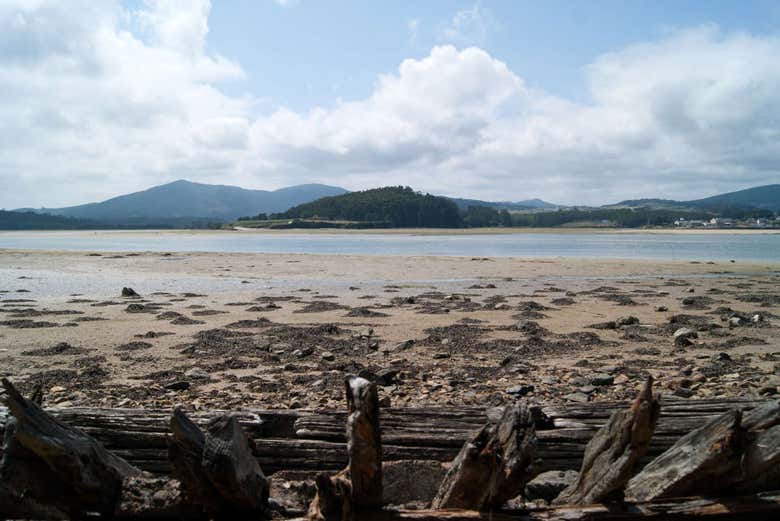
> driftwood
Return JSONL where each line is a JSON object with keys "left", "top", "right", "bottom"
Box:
{"left": 553, "top": 377, "right": 660, "bottom": 505}
{"left": 626, "top": 398, "right": 780, "bottom": 501}
{"left": 0, "top": 378, "right": 142, "bottom": 518}
{"left": 169, "top": 407, "right": 270, "bottom": 518}
{"left": 308, "top": 376, "right": 382, "bottom": 520}
{"left": 625, "top": 409, "right": 745, "bottom": 501}
{"left": 432, "top": 401, "right": 535, "bottom": 510}
{"left": 0, "top": 397, "right": 767, "bottom": 476}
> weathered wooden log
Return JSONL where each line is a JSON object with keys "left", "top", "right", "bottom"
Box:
{"left": 308, "top": 376, "right": 382, "bottom": 520}
{"left": 0, "top": 397, "right": 770, "bottom": 476}
{"left": 432, "top": 401, "right": 535, "bottom": 510}
{"left": 625, "top": 409, "right": 745, "bottom": 501}
{"left": 553, "top": 377, "right": 660, "bottom": 505}
{"left": 0, "top": 378, "right": 143, "bottom": 518}
{"left": 626, "top": 398, "right": 780, "bottom": 501}
{"left": 169, "top": 407, "right": 270, "bottom": 518}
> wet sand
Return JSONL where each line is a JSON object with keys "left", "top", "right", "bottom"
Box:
{"left": 1, "top": 250, "right": 778, "bottom": 411}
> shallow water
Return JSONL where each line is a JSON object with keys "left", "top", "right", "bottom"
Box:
{"left": 0, "top": 230, "right": 779, "bottom": 262}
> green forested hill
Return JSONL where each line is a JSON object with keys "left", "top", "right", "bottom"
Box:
{"left": 274, "top": 186, "right": 463, "bottom": 227}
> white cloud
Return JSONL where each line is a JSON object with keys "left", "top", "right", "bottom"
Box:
{"left": 407, "top": 18, "right": 420, "bottom": 46}
{"left": 0, "top": 2, "right": 778, "bottom": 208}
{"left": 438, "top": 3, "right": 497, "bottom": 47}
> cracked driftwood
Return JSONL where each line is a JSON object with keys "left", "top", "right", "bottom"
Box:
{"left": 308, "top": 375, "right": 383, "bottom": 520}
{"left": 0, "top": 377, "right": 143, "bottom": 518}
{"left": 432, "top": 401, "right": 536, "bottom": 510}
{"left": 169, "top": 407, "right": 270, "bottom": 518}
{"left": 553, "top": 377, "right": 660, "bottom": 505}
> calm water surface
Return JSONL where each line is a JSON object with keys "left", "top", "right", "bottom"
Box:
{"left": 0, "top": 230, "right": 778, "bottom": 262}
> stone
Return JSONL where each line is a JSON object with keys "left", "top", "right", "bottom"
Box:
{"left": 613, "top": 374, "right": 630, "bottom": 385}
{"left": 564, "top": 392, "right": 589, "bottom": 403}
{"left": 432, "top": 353, "right": 450, "bottom": 359}
{"left": 506, "top": 384, "right": 534, "bottom": 396}
{"left": 655, "top": 305, "right": 669, "bottom": 312}
{"left": 321, "top": 351, "right": 335, "bottom": 362}
{"left": 121, "top": 287, "right": 140, "bottom": 297}
{"left": 616, "top": 316, "right": 640, "bottom": 327}
{"left": 524, "top": 470, "right": 579, "bottom": 502}
{"left": 164, "top": 381, "right": 190, "bottom": 391}
{"left": 579, "top": 385, "right": 596, "bottom": 395}
{"left": 673, "top": 387, "right": 694, "bottom": 398}
{"left": 590, "top": 373, "right": 614, "bottom": 386}
{"left": 375, "top": 368, "right": 400, "bottom": 386}
{"left": 673, "top": 327, "right": 698, "bottom": 347}
{"left": 387, "top": 339, "right": 415, "bottom": 352}
{"left": 728, "top": 317, "right": 742, "bottom": 328}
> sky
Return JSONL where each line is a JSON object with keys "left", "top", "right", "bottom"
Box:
{"left": 2, "top": 0, "right": 780, "bottom": 208}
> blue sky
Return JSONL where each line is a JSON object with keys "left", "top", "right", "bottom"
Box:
{"left": 207, "top": 1, "right": 780, "bottom": 110}
{"left": 1, "top": 1, "right": 779, "bottom": 208}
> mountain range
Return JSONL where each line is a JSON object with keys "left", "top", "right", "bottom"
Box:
{"left": 611, "top": 184, "right": 780, "bottom": 212}
{"left": 8, "top": 180, "right": 778, "bottom": 229}
{"left": 16, "top": 180, "right": 347, "bottom": 225}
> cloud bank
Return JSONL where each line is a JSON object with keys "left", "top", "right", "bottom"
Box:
{"left": 1, "top": 1, "right": 779, "bottom": 208}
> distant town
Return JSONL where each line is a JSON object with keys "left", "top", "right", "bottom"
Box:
{"left": 673, "top": 216, "right": 780, "bottom": 229}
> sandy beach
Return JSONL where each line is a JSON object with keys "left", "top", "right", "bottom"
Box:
{"left": 1, "top": 250, "right": 778, "bottom": 411}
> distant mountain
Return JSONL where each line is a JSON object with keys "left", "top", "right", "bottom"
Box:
{"left": 611, "top": 185, "right": 780, "bottom": 212}
{"left": 686, "top": 184, "right": 780, "bottom": 211}
{"left": 448, "top": 197, "right": 557, "bottom": 211}
{"left": 0, "top": 210, "right": 105, "bottom": 230}
{"left": 18, "top": 180, "right": 348, "bottom": 225}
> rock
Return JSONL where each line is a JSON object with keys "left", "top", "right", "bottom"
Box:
{"left": 375, "top": 368, "right": 400, "bottom": 386}
{"left": 616, "top": 316, "right": 639, "bottom": 327}
{"left": 579, "top": 385, "right": 596, "bottom": 395}
{"left": 49, "top": 385, "right": 66, "bottom": 393}
{"left": 164, "top": 381, "right": 190, "bottom": 391}
{"left": 728, "top": 317, "right": 742, "bottom": 328}
{"left": 506, "top": 384, "right": 534, "bottom": 396}
{"left": 673, "top": 387, "right": 694, "bottom": 398}
{"left": 378, "top": 396, "right": 392, "bottom": 408}
{"left": 320, "top": 351, "right": 335, "bottom": 362}
{"left": 432, "top": 353, "right": 450, "bottom": 359}
{"left": 751, "top": 314, "right": 764, "bottom": 324}
{"left": 184, "top": 369, "right": 210, "bottom": 380}
{"left": 712, "top": 352, "right": 731, "bottom": 362}
{"left": 673, "top": 327, "right": 698, "bottom": 347}
{"left": 655, "top": 305, "right": 669, "bottom": 312}
{"left": 589, "top": 373, "right": 614, "bottom": 386}
{"left": 564, "top": 392, "right": 589, "bottom": 403}
{"left": 613, "top": 374, "right": 630, "bottom": 385}
{"left": 524, "top": 470, "right": 579, "bottom": 502}
{"left": 387, "top": 339, "right": 415, "bottom": 353}
{"left": 293, "top": 346, "right": 313, "bottom": 358}
{"left": 121, "top": 287, "right": 140, "bottom": 297}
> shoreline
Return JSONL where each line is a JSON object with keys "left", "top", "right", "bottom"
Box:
{"left": 1, "top": 226, "right": 778, "bottom": 237}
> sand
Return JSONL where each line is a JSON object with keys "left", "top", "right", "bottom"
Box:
{"left": 1, "top": 250, "right": 778, "bottom": 411}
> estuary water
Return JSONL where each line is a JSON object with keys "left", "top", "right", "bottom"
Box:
{"left": 0, "top": 230, "right": 778, "bottom": 262}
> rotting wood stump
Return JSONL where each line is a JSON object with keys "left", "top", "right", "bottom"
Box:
{"left": 0, "top": 377, "right": 143, "bottom": 518}
{"left": 432, "top": 401, "right": 536, "bottom": 510}
{"left": 553, "top": 377, "right": 660, "bottom": 505}
{"left": 169, "top": 407, "right": 270, "bottom": 518}
{"left": 308, "top": 375, "right": 383, "bottom": 520}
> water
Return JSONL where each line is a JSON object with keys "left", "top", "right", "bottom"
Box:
{"left": 0, "top": 230, "right": 778, "bottom": 262}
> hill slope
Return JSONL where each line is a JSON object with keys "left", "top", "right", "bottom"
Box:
{"left": 686, "top": 184, "right": 780, "bottom": 211}
{"left": 21, "top": 180, "right": 347, "bottom": 224}
{"left": 0, "top": 210, "right": 105, "bottom": 230}
{"left": 277, "top": 186, "right": 462, "bottom": 227}
{"left": 612, "top": 185, "right": 780, "bottom": 212}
